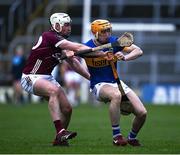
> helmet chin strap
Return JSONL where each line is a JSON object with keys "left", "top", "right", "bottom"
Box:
{"left": 94, "top": 30, "right": 111, "bottom": 45}
{"left": 94, "top": 38, "right": 102, "bottom": 46}
{"left": 95, "top": 32, "right": 104, "bottom": 45}
{"left": 94, "top": 37, "right": 109, "bottom": 46}
{"left": 95, "top": 32, "right": 99, "bottom": 40}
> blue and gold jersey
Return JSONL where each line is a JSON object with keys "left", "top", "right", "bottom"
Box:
{"left": 85, "top": 36, "right": 124, "bottom": 89}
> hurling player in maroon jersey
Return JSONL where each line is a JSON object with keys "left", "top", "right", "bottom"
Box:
{"left": 21, "top": 13, "right": 91, "bottom": 146}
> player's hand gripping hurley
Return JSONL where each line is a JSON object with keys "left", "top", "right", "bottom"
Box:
{"left": 60, "top": 32, "right": 134, "bottom": 60}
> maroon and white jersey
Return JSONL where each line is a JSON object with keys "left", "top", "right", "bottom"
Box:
{"left": 23, "top": 30, "right": 65, "bottom": 75}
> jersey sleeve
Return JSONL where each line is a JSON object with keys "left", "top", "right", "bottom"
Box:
{"left": 43, "top": 32, "right": 66, "bottom": 48}
{"left": 84, "top": 39, "right": 95, "bottom": 47}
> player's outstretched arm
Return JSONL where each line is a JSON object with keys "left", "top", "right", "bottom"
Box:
{"left": 79, "top": 51, "right": 107, "bottom": 58}
{"left": 66, "top": 57, "right": 90, "bottom": 80}
{"left": 59, "top": 40, "right": 91, "bottom": 52}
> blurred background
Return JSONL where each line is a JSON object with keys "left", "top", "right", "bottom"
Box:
{"left": 0, "top": 0, "right": 180, "bottom": 105}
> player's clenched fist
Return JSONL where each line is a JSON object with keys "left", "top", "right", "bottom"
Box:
{"left": 104, "top": 51, "right": 114, "bottom": 61}
{"left": 115, "top": 51, "right": 125, "bottom": 61}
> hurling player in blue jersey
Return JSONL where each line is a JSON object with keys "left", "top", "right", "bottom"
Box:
{"left": 84, "top": 19, "right": 147, "bottom": 146}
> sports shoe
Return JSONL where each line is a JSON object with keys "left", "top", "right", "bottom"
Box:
{"left": 113, "top": 135, "right": 128, "bottom": 146}
{"left": 127, "top": 138, "right": 141, "bottom": 146}
{"left": 52, "top": 129, "right": 77, "bottom": 146}
{"left": 53, "top": 139, "right": 69, "bottom": 146}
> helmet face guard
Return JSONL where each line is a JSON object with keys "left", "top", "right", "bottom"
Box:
{"left": 50, "top": 13, "right": 72, "bottom": 33}
{"left": 91, "top": 19, "right": 112, "bottom": 39}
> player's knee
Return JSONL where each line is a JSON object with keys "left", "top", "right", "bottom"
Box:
{"left": 112, "top": 91, "right": 121, "bottom": 102}
{"left": 49, "top": 86, "right": 60, "bottom": 97}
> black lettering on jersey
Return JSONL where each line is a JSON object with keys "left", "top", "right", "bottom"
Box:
{"left": 92, "top": 59, "right": 108, "bottom": 67}
{"left": 52, "top": 53, "right": 62, "bottom": 62}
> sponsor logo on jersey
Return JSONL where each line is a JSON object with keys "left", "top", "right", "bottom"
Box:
{"left": 85, "top": 57, "right": 117, "bottom": 67}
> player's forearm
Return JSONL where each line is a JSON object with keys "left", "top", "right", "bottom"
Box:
{"left": 80, "top": 51, "right": 106, "bottom": 58}
{"left": 67, "top": 58, "right": 90, "bottom": 80}
{"left": 77, "top": 44, "right": 91, "bottom": 51}
{"left": 124, "top": 47, "right": 143, "bottom": 61}
{"left": 60, "top": 40, "right": 91, "bottom": 52}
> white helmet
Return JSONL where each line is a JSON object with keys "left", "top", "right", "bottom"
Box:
{"left": 50, "top": 13, "right": 71, "bottom": 32}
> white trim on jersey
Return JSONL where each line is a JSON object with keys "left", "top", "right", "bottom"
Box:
{"left": 55, "top": 39, "right": 66, "bottom": 47}
{"left": 32, "top": 36, "right": 42, "bottom": 50}
{"left": 30, "top": 59, "right": 42, "bottom": 74}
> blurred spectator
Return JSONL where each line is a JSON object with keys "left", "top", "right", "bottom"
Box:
{"left": 61, "top": 59, "right": 82, "bottom": 107}
{"left": 11, "top": 45, "right": 26, "bottom": 104}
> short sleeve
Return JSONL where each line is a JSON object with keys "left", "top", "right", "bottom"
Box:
{"left": 43, "top": 32, "right": 66, "bottom": 48}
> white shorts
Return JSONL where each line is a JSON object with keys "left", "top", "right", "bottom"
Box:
{"left": 21, "top": 74, "right": 60, "bottom": 94}
{"left": 64, "top": 71, "right": 81, "bottom": 83}
{"left": 91, "top": 81, "right": 131, "bottom": 101}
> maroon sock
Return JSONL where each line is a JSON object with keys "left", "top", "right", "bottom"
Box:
{"left": 54, "top": 120, "right": 63, "bottom": 134}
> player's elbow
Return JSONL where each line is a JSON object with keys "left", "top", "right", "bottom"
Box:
{"left": 137, "top": 47, "right": 143, "bottom": 56}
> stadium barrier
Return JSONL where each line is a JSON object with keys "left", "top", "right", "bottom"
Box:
{"left": 142, "top": 84, "right": 180, "bottom": 105}
{"left": 0, "top": 87, "right": 40, "bottom": 104}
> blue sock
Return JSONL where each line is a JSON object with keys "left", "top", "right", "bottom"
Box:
{"left": 128, "top": 130, "right": 137, "bottom": 139}
{"left": 112, "top": 124, "right": 121, "bottom": 138}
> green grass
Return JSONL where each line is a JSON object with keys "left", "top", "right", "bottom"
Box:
{"left": 0, "top": 102, "right": 180, "bottom": 154}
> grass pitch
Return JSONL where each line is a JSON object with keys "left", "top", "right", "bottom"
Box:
{"left": 0, "top": 102, "right": 180, "bottom": 154}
